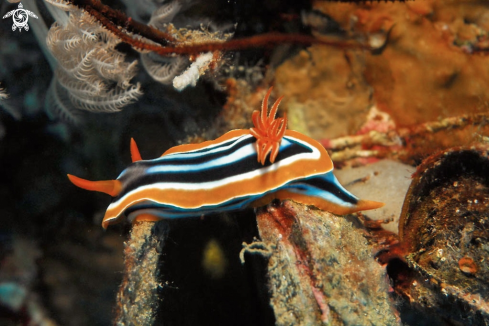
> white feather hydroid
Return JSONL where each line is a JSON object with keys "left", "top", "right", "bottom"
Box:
{"left": 46, "top": 8, "right": 142, "bottom": 116}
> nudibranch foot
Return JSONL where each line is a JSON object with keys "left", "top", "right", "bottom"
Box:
{"left": 131, "top": 213, "right": 161, "bottom": 224}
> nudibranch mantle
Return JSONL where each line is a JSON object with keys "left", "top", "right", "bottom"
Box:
{"left": 68, "top": 88, "right": 383, "bottom": 228}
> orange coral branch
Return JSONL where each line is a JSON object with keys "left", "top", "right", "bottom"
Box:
{"left": 69, "top": 0, "right": 370, "bottom": 56}
{"left": 149, "top": 33, "right": 367, "bottom": 56}
{"left": 322, "top": 112, "right": 489, "bottom": 165}
{"left": 71, "top": 0, "right": 176, "bottom": 44}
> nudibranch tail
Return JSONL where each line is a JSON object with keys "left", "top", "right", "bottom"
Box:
{"left": 272, "top": 189, "right": 384, "bottom": 216}
{"left": 130, "top": 138, "right": 143, "bottom": 162}
{"left": 250, "top": 87, "right": 287, "bottom": 165}
{"left": 354, "top": 199, "right": 385, "bottom": 212}
{"left": 67, "top": 174, "right": 122, "bottom": 197}
{"left": 266, "top": 171, "right": 384, "bottom": 216}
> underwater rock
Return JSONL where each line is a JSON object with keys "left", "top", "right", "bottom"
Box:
{"left": 393, "top": 145, "right": 489, "bottom": 324}
{"left": 314, "top": 0, "right": 489, "bottom": 127}
{"left": 256, "top": 200, "right": 399, "bottom": 326}
{"left": 335, "top": 159, "right": 415, "bottom": 234}
{"left": 274, "top": 0, "right": 489, "bottom": 153}
{"left": 115, "top": 222, "right": 164, "bottom": 326}
{"left": 274, "top": 47, "right": 373, "bottom": 140}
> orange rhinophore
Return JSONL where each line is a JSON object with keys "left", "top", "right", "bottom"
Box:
{"left": 67, "top": 174, "right": 122, "bottom": 197}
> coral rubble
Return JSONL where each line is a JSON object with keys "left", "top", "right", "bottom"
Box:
{"left": 256, "top": 200, "right": 399, "bottom": 326}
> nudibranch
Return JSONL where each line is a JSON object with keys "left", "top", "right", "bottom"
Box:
{"left": 68, "top": 88, "right": 383, "bottom": 228}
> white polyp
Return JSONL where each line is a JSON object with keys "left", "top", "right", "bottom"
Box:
{"left": 173, "top": 52, "right": 214, "bottom": 91}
